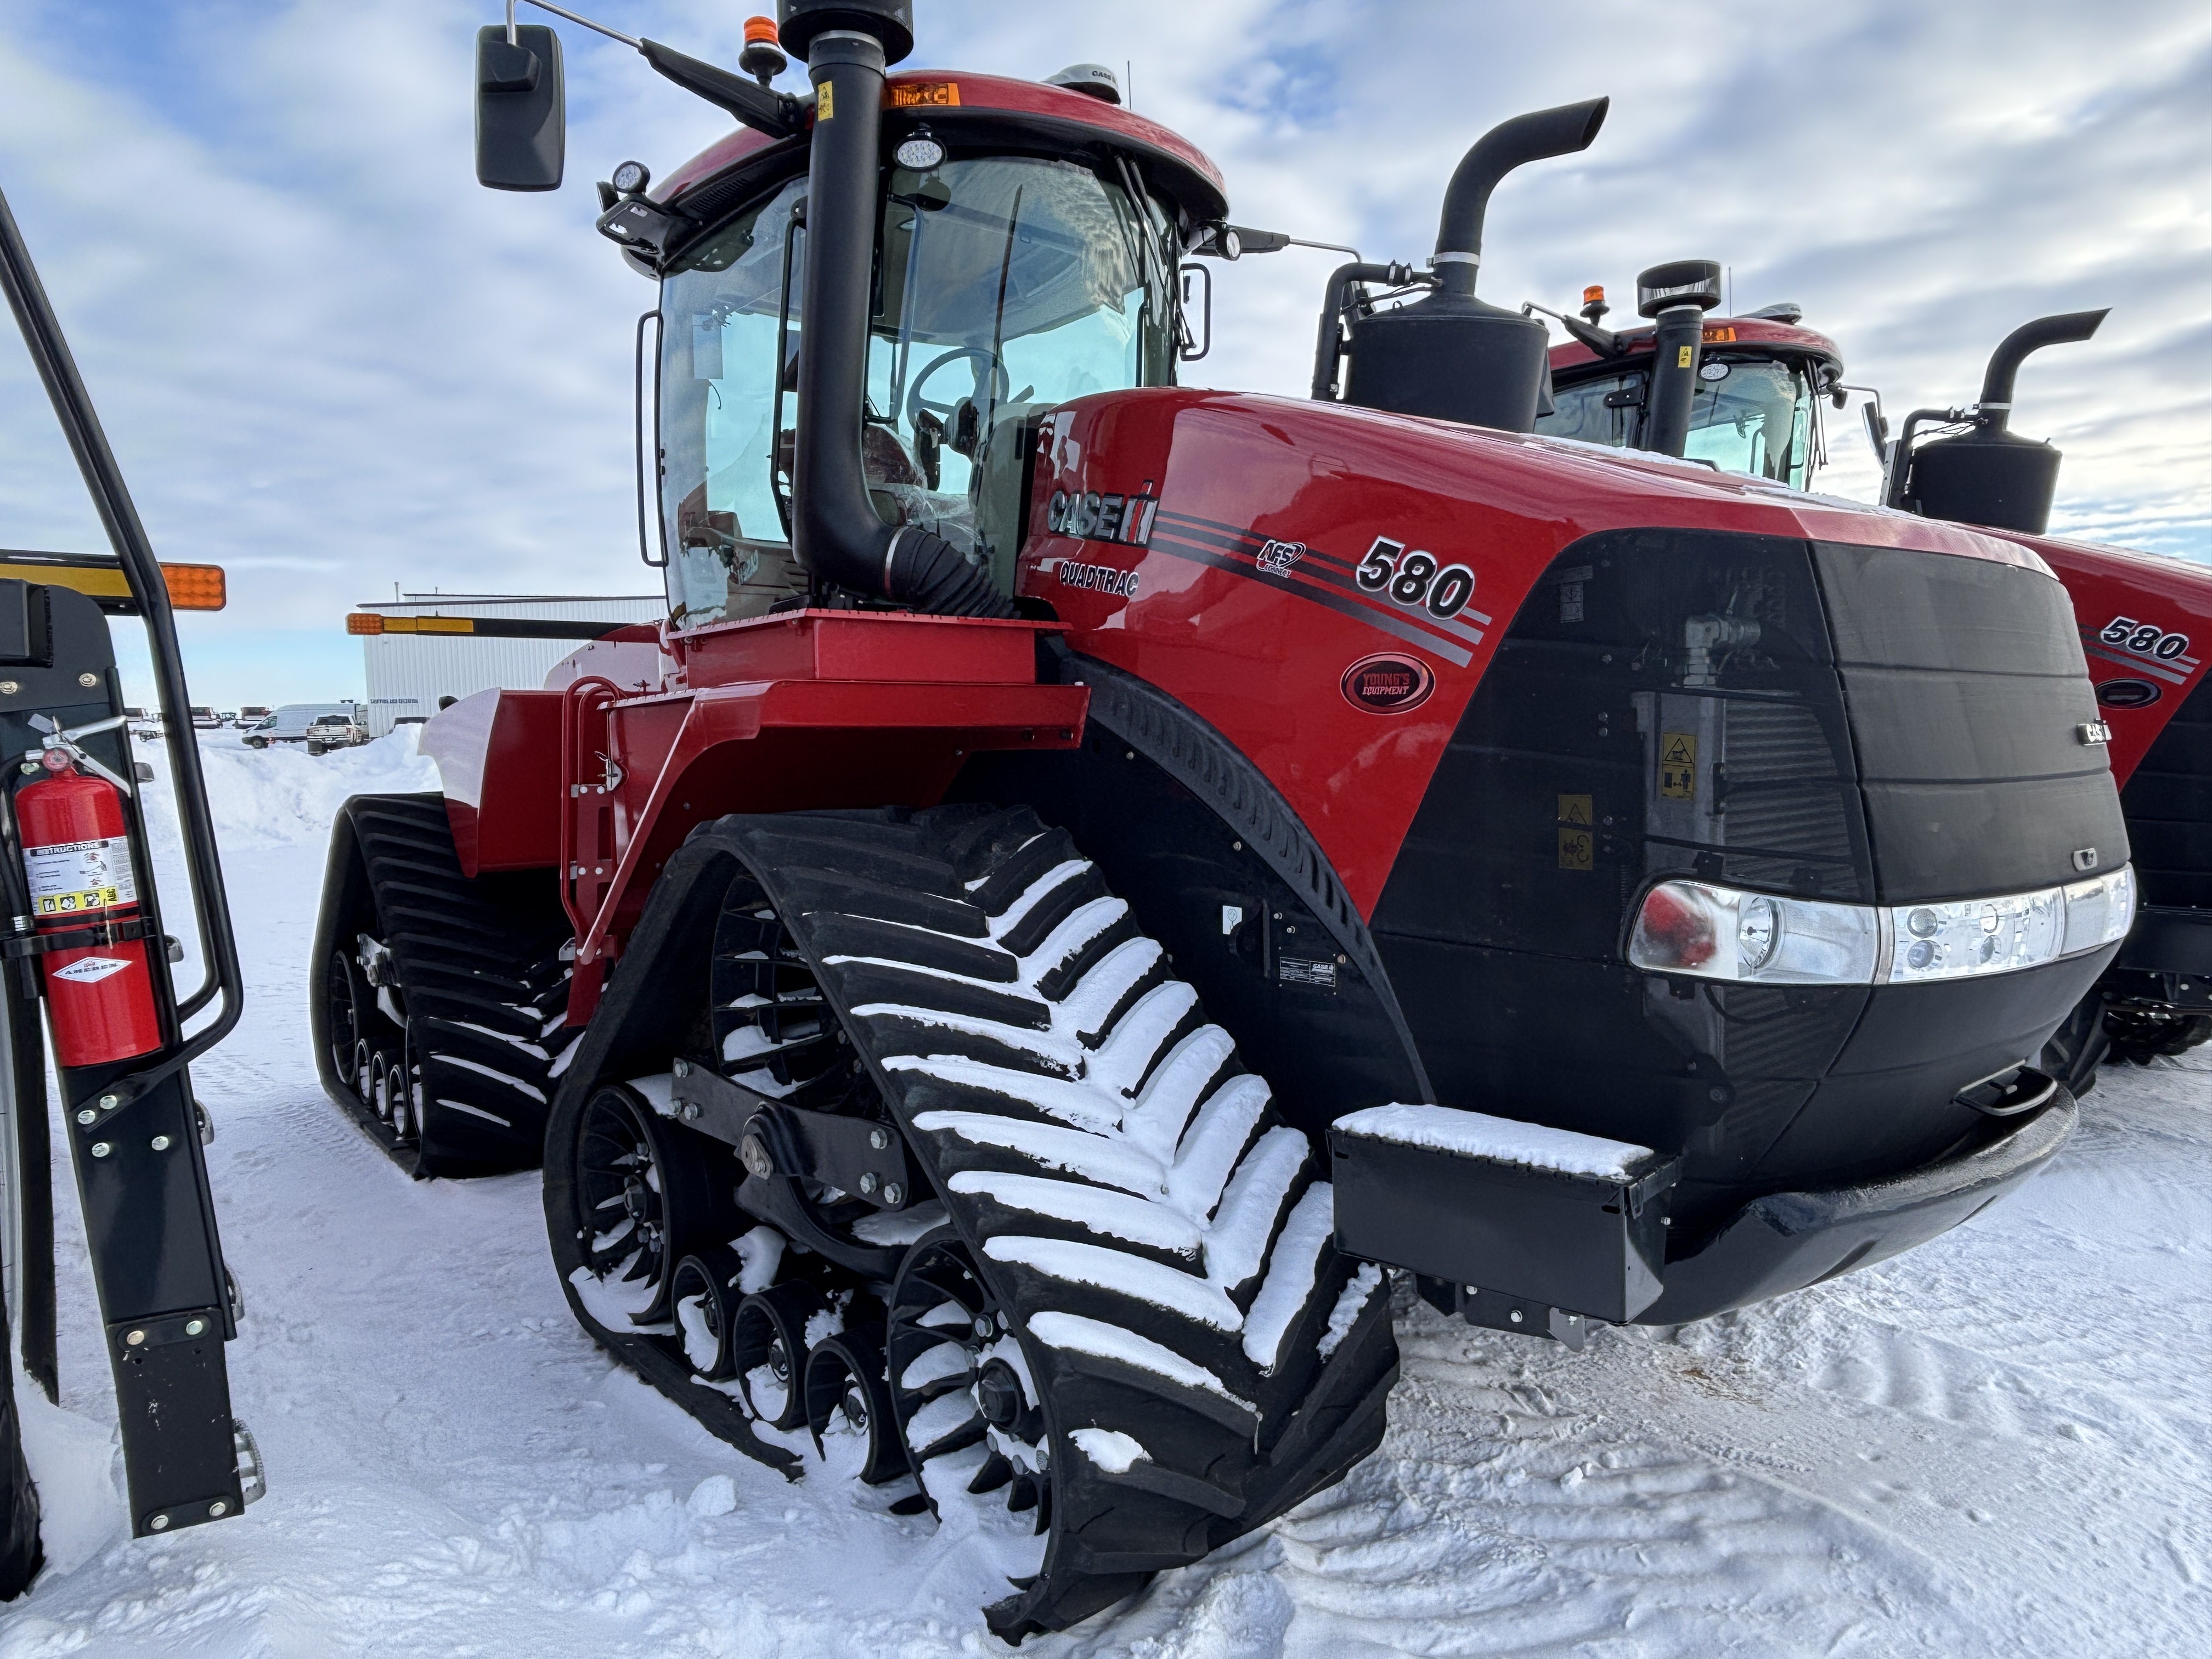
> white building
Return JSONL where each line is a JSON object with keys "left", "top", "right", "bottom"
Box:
{"left": 351, "top": 592, "right": 665, "bottom": 738}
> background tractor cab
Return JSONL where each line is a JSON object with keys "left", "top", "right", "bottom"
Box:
{"left": 1541, "top": 280, "right": 2212, "bottom": 1079}
{"left": 1536, "top": 263, "right": 1843, "bottom": 488}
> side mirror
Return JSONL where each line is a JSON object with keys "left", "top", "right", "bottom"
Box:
{"left": 1178, "top": 262, "right": 1212, "bottom": 362}
{"left": 476, "top": 23, "right": 565, "bottom": 191}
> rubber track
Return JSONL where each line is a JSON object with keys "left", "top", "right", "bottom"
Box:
{"left": 684, "top": 807, "right": 1398, "bottom": 1640}
{"left": 325, "top": 794, "right": 574, "bottom": 1177}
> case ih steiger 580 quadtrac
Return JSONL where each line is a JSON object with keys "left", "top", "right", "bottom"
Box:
{"left": 313, "top": 2, "right": 2136, "bottom": 1637}
{"left": 1542, "top": 274, "right": 2211, "bottom": 1084}
{"left": 0, "top": 186, "right": 261, "bottom": 1598}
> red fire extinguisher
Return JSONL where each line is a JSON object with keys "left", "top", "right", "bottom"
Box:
{"left": 16, "top": 744, "right": 162, "bottom": 1066}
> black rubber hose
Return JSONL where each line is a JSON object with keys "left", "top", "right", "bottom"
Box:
{"left": 1432, "top": 98, "right": 1607, "bottom": 298}
{"left": 886, "top": 528, "right": 1008, "bottom": 616}
{"left": 1310, "top": 261, "right": 1407, "bottom": 400}
{"left": 1977, "top": 309, "right": 2108, "bottom": 433}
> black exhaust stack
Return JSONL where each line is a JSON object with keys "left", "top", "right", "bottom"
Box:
{"left": 1897, "top": 308, "right": 2108, "bottom": 535}
{"left": 1635, "top": 259, "right": 1723, "bottom": 458}
{"left": 1341, "top": 98, "right": 1608, "bottom": 433}
{"left": 780, "top": 0, "right": 1008, "bottom": 616}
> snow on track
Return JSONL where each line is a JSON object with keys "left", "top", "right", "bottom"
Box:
{"left": 7, "top": 732, "right": 2209, "bottom": 1655}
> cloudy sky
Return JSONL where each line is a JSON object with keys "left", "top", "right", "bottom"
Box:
{"left": 2, "top": 0, "right": 2206, "bottom": 707}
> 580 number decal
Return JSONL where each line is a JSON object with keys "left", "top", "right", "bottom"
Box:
{"left": 2100, "top": 616, "right": 2192, "bottom": 661}
{"left": 1356, "top": 537, "right": 1476, "bottom": 620}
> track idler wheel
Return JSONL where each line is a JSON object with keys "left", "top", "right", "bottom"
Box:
{"left": 804, "top": 1333, "right": 910, "bottom": 1486}
{"left": 730, "top": 1282, "right": 824, "bottom": 1430}
{"left": 670, "top": 1246, "right": 744, "bottom": 1381}
{"left": 889, "top": 1229, "right": 1051, "bottom": 1527}
{"left": 574, "top": 1083, "right": 717, "bottom": 1326}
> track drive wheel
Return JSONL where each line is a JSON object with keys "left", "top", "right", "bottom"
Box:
{"left": 543, "top": 806, "right": 1402, "bottom": 1641}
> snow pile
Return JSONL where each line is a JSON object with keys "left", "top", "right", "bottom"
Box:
{"left": 9, "top": 728, "right": 2208, "bottom": 1656}
{"left": 133, "top": 728, "right": 439, "bottom": 862}
{"left": 1334, "top": 1102, "right": 1656, "bottom": 1180}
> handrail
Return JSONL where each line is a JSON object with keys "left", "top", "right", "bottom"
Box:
{"left": 0, "top": 184, "right": 244, "bottom": 1090}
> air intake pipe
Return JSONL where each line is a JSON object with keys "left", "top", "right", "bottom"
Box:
{"left": 782, "top": 1, "right": 1009, "bottom": 616}
{"left": 1635, "top": 259, "right": 1723, "bottom": 458}
{"left": 1339, "top": 97, "right": 1608, "bottom": 433}
{"left": 1893, "top": 308, "right": 2108, "bottom": 535}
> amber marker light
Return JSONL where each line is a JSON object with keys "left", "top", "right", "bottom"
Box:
{"left": 159, "top": 562, "right": 227, "bottom": 611}
{"left": 345, "top": 613, "right": 385, "bottom": 635}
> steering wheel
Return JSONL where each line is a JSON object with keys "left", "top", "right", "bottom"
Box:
{"left": 905, "top": 347, "right": 1010, "bottom": 428}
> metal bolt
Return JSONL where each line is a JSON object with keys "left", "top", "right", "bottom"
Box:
{"left": 682, "top": 1103, "right": 701, "bottom": 1121}
{"left": 76, "top": 1108, "right": 97, "bottom": 1126}
{"left": 868, "top": 1126, "right": 890, "bottom": 1150}
{"left": 126, "top": 1329, "right": 146, "bottom": 1346}
{"left": 883, "top": 1183, "right": 904, "bottom": 1206}
{"left": 0, "top": 680, "right": 15, "bottom": 695}
{"left": 207, "top": 1500, "right": 227, "bottom": 1517}
{"left": 857, "top": 1172, "right": 879, "bottom": 1196}
{"left": 151, "top": 1135, "right": 172, "bottom": 1152}
{"left": 739, "top": 1135, "right": 774, "bottom": 1180}
{"left": 973, "top": 1314, "right": 994, "bottom": 1341}
{"left": 91, "top": 1141, "right": 112, "bottom": 1158}
{"left": 100, "top": 1094, "right": 120, "bottom": 1110}
{"left": 1509, "top": 1309, "right": 1523, "bottom": 1323}
{"left": 149, "top": 1514, "right": 170, "bottom": 1531}
{"left": 185, "top": 1318, "right": 206, "bottom": 1336}
{"left": 672, "top": 1058, "right": 689, "bottom": 1077}
{"left": 78, "top": 672, "right": 98, "bottom": 687}
{"left": 17, "top": 763, "right": 35, "bottom": 776}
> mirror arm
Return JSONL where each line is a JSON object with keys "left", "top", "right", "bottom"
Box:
{"left": 639, "top": 39, "right": 803, "bottom": 138}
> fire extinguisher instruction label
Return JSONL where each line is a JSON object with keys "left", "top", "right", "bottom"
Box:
{"left": 24, "top": 836, "right": 137, "bottom": 914}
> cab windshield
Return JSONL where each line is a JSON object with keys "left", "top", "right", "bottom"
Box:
{"left": 1538, "top": 357, "right": 1820, "bottom": 488}
{"left": 657, "top": 155, "right": 1176, "bottom": 628}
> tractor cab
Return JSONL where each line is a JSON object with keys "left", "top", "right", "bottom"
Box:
{"left": 1539, "top": 300, "right": 1842, "bottom": 488}
{"left": 640, "top": 70, "right": 1216, "bottom": 629}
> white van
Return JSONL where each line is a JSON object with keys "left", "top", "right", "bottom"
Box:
{"left": 241, "top": 704, "right": 365, "bottom": 753}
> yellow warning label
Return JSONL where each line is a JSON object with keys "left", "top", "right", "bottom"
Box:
{"left": 1676, "top": 345, "right": 1694, "bottom": 368}
{"left": 1558, "top": 827, "right": 1593, "bottom": 872}
{"left": 1660, "top": 731, "right": 1697, "bottom": 798}
{"left": 1556, "top": 793, "right": 1592, "bottom": 826}
{"left": 819, "top": 81, "right": 834, "bottom": 120}
{"left": 36, "top": 888, "right": 123, "bottom": 915}
{"left": 890, "top": 81, "right": 960, "bottom": 108}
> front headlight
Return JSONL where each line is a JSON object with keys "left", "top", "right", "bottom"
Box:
{"left": 1627, "top": 880, "right": 1880, "bottom": 984}
{"left": 1628, "top": 867, "right": 2136, "bottom": 987}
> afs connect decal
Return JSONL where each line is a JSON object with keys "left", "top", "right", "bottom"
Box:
{"left": 1256, "top": 538, "right": 1305, "bottom": 576}
{"left": 1341, "top": 653, "right": 1435, "bottom": 714}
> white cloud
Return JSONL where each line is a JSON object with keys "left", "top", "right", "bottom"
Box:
{"left": 1, "top": 0, "right": 2204, "bottom": 704}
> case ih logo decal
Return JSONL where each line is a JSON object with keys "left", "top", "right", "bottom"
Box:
{"left": 1048, "top": 486, "right": 1159, "bottom": 548}
{"left": 1354, "top": 537, "right": 1477, "bottom": 620}
{"left": 1256, "top": 539, "right": 1305, "bottom": 576}
{"left": 1341, "top": 653, "right": 1435, "bottom": 714}
{"left": 1057, "top": 560, "right": 1141, "bottom": 599}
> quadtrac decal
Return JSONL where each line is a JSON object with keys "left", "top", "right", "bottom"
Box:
{"left": 1056, "top": 560, "right": 1142, "bottom": 599}
{"left": 2081, "top": 614, "right": 2201, "bottom": 687}
{"left": 1140, "top": 508, "right": 1491, "bottom": 668}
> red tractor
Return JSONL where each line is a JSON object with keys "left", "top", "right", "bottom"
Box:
{"left": 313, "top": 3, "right": 2134, "bottom": 1637}
{"left": 1543, "top": 277, "right": 2211, "bottom": 1084}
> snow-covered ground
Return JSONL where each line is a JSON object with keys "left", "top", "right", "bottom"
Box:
{"left": 6, "top": 732, "right": 2209, "bottom": 1657}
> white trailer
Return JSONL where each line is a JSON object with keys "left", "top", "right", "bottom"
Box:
{"left": 348, "top": 592, "right": 664, "bottom": 737}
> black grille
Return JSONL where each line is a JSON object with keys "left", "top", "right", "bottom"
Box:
{"left": 2120, "top": 670, "right": 2212, "bottom": 909}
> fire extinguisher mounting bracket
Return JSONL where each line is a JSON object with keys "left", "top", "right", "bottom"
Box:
{"left": 0, "top": 913, "right": 153, "bottom": 958}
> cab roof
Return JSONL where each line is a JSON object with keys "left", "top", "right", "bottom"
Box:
{"left": 656, "top": 69, "right": 1228, "bottom": 230}
{"left": 1550, "top": 315, "right": 1843, "bottom": 379}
